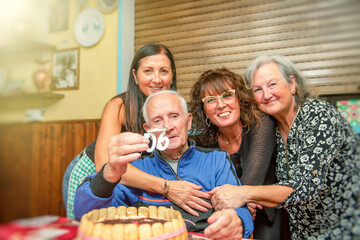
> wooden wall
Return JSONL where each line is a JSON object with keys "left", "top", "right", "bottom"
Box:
{"left": 135, "top": 0, "right": 360, "bottom": 100}
{"left": 0, "top": 120, "right": 100, "bottom": 223}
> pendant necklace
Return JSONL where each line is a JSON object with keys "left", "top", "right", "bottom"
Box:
{"left": 220, "top": 128, "right": 242, "bottom": 145}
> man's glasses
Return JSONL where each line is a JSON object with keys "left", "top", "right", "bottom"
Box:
{"left": 202, "top": 89, "right": 236, "bottom": 106}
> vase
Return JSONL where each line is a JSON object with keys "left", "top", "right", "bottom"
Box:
{"left": 33, "top": 60, "right": 51, "bottom": 93}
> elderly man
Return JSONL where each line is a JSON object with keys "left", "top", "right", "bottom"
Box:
{"left": 74, "top": 90, "right": 253, "bottom": 239}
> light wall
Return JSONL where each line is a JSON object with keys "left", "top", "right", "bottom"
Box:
{"left": 0, "top": 0, "right": 134, "bottom": 123}
{"left": 118, "top": 0, "right": 134, "bottom": 94}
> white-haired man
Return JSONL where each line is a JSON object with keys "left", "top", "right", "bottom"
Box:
{"left": 74, "top": 90, "right": 253, "bottom": 239}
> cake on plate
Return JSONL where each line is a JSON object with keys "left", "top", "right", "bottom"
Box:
{"left": 77, "top": 205, "right": 188, "bottom": 240}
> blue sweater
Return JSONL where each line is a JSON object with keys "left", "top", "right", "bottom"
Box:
{"left": 74, "top": 140, "right": 253, "bottom": 237}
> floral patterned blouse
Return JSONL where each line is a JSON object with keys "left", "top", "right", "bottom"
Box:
{"left": 275, "top": 98, "right": 360, "bottom": 240}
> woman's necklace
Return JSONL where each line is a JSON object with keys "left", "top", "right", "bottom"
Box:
{"left": 219, "top": 128, "right": 242, "bottom": 145}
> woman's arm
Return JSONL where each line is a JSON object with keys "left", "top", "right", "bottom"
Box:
{"left": 210, "top": 184, "right": 293, "bottom": 209}
{"left": 121, "top": 165, "right": 212, "bottom": 217}
{"left": 94, "top": 97, "right": 125, "bottom": 172}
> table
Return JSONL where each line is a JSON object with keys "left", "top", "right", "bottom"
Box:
{"left": 0, "top": 216, "right": 78, "bottom": 239}
{"left": 0, "top": 216, "right": 251, "bottom": 239}
{"left": 0, "top": 216, "right": 213, "bottom": 239}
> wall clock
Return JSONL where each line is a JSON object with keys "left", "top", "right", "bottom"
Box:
{"left": 73, "top": 8, "right": 105, "bottom": 47}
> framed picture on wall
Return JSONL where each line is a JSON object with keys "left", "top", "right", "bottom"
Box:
{"left": 49, "top": 0, "right": 69, "bottom": 32}
{"left": 51, "top": 48, "right": 79, "bottom": 90}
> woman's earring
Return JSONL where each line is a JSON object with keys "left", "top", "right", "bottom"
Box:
{"left": 135, "top": 81, "right": 139, "bottom": 85}
{"left": 206, "top": 117, "right": 211, "bottom": 127}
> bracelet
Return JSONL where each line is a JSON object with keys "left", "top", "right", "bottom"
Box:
{"left": 163, "top": 179, "right": 170, "bottom": 198}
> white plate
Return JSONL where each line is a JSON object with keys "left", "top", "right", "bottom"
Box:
{"left": 96, "top": 0, "right": 120, "bottom": 13}
{"left": 73, "top": 8, "right": 105, "bottom": 47}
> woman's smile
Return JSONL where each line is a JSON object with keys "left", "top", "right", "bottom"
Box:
{"left": 218, "top": 111, "right": 231, "bottom": 118}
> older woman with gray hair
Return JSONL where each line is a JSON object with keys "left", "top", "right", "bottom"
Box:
{"left": 209, "top": 55, "right": 360, "bottom": 239}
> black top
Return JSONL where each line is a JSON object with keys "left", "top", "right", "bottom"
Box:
{"left": 208, "top": 114, "right": 278, "bottom": 222}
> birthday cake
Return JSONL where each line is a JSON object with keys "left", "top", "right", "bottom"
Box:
{"left": 77, "top": 205, "right": 188, "bottom": 240}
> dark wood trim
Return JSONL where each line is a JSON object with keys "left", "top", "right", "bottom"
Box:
{"left": 0, "top": 119, "right": 100, "bottom": 223}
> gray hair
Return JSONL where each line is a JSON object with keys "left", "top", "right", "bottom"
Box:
{"left": 244, "top": 55, "right": 312, "bottom": 108}
{"left": 142, "top": 90, "right": 189, "bottom": 124}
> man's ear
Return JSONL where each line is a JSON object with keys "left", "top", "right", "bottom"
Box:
{"left": 187, "top": 113, "right": 193, "bottom": 131}
{"left": 143, "top": 123, "right": 149, "bottom": 132}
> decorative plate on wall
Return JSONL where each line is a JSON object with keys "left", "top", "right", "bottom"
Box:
{"left": 73, "top": 8, "right": 105, "bottom": 47}
{"left": 96, "top": 0, "right": 120, "bottom": 13}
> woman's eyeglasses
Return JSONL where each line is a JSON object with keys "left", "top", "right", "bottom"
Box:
{"left": 202, "top": 89, "right": 236, "bottom": 106}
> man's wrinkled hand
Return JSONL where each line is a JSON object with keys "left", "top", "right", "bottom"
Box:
{"left": 247, "top": 202, "right": 262, "bottom": 220}
{"left": 204, "top": 209, "right": 243, "bottom": 240}
{"left": 105, "top": 132, "right": 149, "bottom": 182}
{"left": 166, "top": 181, "right": 212, "bottom": 217}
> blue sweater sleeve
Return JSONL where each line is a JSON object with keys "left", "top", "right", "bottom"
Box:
{"left": 74, "top": 168, "right": 139, "bottom": 221}
{"left": 235, "top": 206, "right": 254, "bottom": 238}
{"left": 74, "top": 178, "right": 115, "bottom": 221}
{"left": 214, "top": 152, "right": 254, "bottom": 238}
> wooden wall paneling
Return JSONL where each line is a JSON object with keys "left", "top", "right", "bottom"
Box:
{"left": 0, "top": 124, "right": 32, "bottom": 223}
{"left": 42, "top": 123, "right": 55, "bottom": 215}
{"left": 61, "top": 122, "right": 76, "bottom": 216}
{"left": 64, "top": 123, "right": 75, "bottom": 166}
{"left": 0, "top": 120, "right": 100, "bottom": 224}
{"left": 12, "top": 124, "right": 31, "bottom": 221}
{"left": 73, "top": 123, "right": 86, "bottom": 156}
{"left": 0, "top": 125, "right": 10, "bottom": 222}
{"left": 18, "top": 124, "right": 32, "bottom": 220}
{"left": 51, "top": 123, "right": 66, "bottom": 216}
{"left": 29, "top": 123, "right": 49, "bottom": 217}
{"left": 0, "top": 125, "right": 5, "bottom": 221}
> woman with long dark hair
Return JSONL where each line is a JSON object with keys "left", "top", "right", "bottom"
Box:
{"left": 65, "top": 43, "right": 212, "bottom": 220}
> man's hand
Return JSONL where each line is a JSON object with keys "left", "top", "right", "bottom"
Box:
{"left": 166, "top": 181, "right": 212, "bottom": 217}
{"left": 204, "top": 209, "right": 243, "bottom": 240}
{"left": 247, "top": 202, "right": 263, "bottom": 220}
{"left": 104, "top": 132, "right": 149, "bottom": 183}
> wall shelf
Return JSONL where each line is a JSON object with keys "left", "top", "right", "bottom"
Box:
{"left": 0, "top": 92, "right": 64, "bottom": 102}
{"left": 0, "top": 93, "right": 64, "bottom": 119}
{"left": 0, "top": 39, "right": 56, "bottom": 56}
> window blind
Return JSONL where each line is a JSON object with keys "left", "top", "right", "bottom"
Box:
{"left": 135, "top": 0, "right": 360, "bottom": 100}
